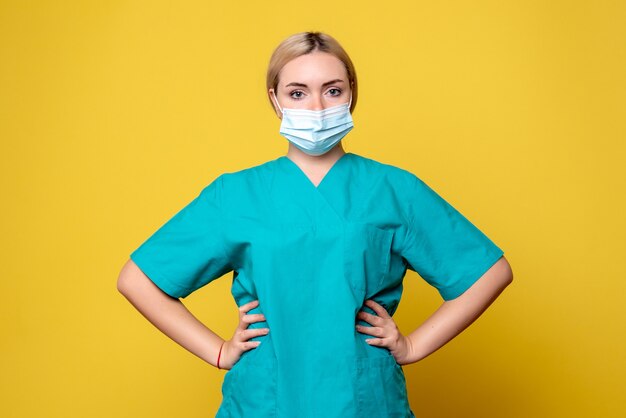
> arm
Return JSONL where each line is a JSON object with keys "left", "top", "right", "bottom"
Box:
{"left": 356, "top": 174, "right": 514, "bottom": 364}
{"left": 404, "top": 255, "right": 513, "bottom": 364}
{"left": 357, "top": 256, "right": 513, "bottom": 365}
{"left": 117, "top": 258, "right": 225, "bottom": 367}
{"left": 117, "top": 259, "right": 269, "bottom": 369}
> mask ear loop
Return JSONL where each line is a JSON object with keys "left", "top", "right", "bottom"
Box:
{"left": 272, "top": 90, "right": 283, "bottom": 115}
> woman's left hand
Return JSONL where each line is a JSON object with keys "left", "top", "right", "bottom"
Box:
{"left": 356, "top": 299, "right": 414, "bottom": 366}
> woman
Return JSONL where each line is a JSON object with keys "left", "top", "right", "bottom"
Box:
{"left": 117, "top": 31, "right": 513, "bottom": 418}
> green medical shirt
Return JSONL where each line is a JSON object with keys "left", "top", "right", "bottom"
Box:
{"left": 130, "top": 152, "right": 504, "bottom": 418}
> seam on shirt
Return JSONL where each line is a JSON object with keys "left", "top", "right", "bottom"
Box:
{"left": 215, "top": 174, "right": 233, "bottom": 272}
{"left": 156, "top": 175, "right": 232, "bottom": 298}
{"left": 183, "top": 174, "right": 233, "bottom": 297}
{"left": 399, "top": 172, "right": 417, "bottom": 252}
{"left": 401, "top": 172, "right": 504, "bottom": 300}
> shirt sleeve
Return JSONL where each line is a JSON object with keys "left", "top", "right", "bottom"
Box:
{"left": 400, "top": 173, "right": 505, "bottom": 301}
{"left": 129, "top": 174, "right": 233, "bottom": 299}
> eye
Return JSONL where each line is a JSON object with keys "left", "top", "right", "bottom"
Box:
{"left": 328, "top": 88, "right": 342, "bottom": 96}
{"left": 289, "top": 90, "right": 305, "bottom": 100}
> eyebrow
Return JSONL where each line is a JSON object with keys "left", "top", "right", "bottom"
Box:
{"left": 284, "top": 79, "right": 345, "bottom": 88}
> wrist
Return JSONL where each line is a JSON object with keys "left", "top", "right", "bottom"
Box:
{"left": 403, "top": 334, "right": 421, "bottom": 365}
{"left": 216, "top": 340, "right": 225, "bottom": 369}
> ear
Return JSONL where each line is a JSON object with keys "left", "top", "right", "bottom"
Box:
{"left": 268, "top": 88, "right": 282, "bottom": 119}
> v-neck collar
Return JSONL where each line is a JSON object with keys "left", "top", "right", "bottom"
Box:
{"left": 280, "top": 152, "right": 352, "bottom": 190}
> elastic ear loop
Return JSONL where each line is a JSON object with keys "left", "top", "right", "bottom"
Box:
{"left": 272, "top": 91, "right": 283, "bottom": 115}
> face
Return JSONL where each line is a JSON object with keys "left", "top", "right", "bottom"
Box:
{"left": 269, "top": 51, "right": 352, "bottom": 117}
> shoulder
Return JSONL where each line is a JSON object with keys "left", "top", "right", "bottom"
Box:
{"left": 213, "top": 157, "right": 280, "bottom": 190}
{"left": 349, "top": 152, "right": 421, "bottom": 188}
{"left": 349, "top": 153, "right": 444, "bottom": 216}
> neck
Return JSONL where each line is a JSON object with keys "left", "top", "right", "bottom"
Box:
{"left": 286, "top": 143, "right": 346, "bottom": 167}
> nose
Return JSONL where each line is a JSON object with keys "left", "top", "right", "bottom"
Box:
{"left": 309, "top": 94, "right": 324, "bottom": 111}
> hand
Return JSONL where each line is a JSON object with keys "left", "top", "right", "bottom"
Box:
{"left": 355, "top": 299, "right": 414, "bottom": 366}
{"left": 219, "top": 299, "right": 270, "bottom": 370}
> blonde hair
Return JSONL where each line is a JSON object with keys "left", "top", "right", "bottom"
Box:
{"left": 266, "top": 31, "right": 358, "bottom": 116}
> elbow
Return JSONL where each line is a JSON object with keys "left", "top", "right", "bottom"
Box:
{"left": 117, "top": 258, "right": 166, "bottom": 300}
{"left": 487, "top": 256, "right": 513, "bottom": 291}
{"left": 499, "top": 256, "right": 514, "bottom": 286}
{"left": 117, "top": 259, "right": 138, "bottom": 297}
{"left": 117, "top": 268, "right": 130, "bottom": 296}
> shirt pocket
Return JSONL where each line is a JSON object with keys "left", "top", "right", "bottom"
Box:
{"left": 344, "top": 221, "right": 394, "bottom": 296}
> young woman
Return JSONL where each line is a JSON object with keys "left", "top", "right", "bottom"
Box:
{"left": 117, "top": 31, "right": 513, "bottom": 418}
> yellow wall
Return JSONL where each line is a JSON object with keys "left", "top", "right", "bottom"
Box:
{"left": 1, "top": 1, "right": 624, "bottom": 417}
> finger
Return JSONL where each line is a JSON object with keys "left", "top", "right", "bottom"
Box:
{"left": 242, "top": 340, "right": 261, "bottom": 351}
{"left": 238, "top": 299, "right": 260, "bottom": 315}
{"left": 356, "top": 324, "right": 384, "bottom": 337}
{"left": 241, "top": 327, "right": 270, "bottom": 340}
{"left": 364, "top": 299, "right": 390, "bottom": 318}
{"left": 357, "top": 310, "right": 384, "bottom": 326}
{"left": 365, "top": 337, "right": 385, "bottom": 346}
{"left": 241, "top": 313, "right": 266, "bottom": 324}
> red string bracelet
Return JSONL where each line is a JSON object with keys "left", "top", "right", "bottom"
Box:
{"left": 217, "top": 341, "right": 225, "bottom": 369}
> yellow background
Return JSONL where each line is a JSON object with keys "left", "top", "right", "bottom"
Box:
{"left": 1, "top": 1, "right": 624, "bottom": 417}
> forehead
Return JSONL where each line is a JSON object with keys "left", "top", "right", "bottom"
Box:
{"left": 279, "top": 52, "right": 347, "bottom": 86}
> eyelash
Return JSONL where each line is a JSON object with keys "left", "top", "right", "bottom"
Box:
{"left": 289, "top": 88, "right": 342, "bottom": 100}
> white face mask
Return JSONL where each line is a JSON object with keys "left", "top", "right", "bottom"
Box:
{"left": 272, "top": 91, "right": 354, "bottom": 156}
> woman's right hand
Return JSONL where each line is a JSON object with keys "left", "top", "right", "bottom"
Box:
{"left": 218, "top": 299, "right": 270, "bottom": 370}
